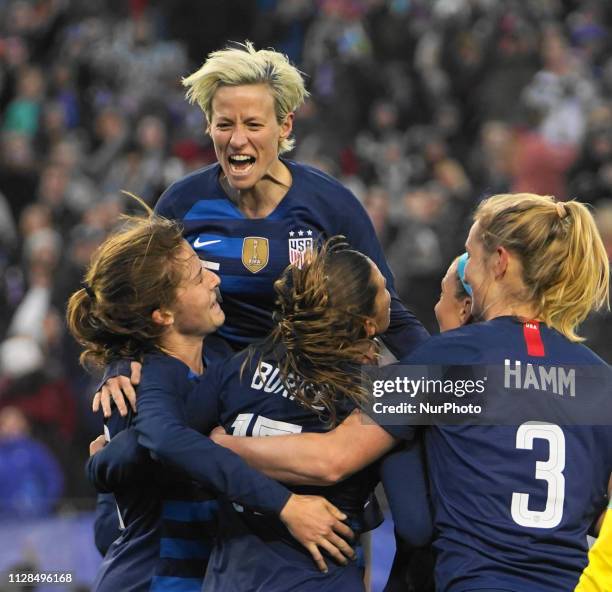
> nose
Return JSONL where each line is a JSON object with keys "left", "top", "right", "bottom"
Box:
{"left": 229, "top": 124, "right": 247, "bottom": 148}
{"left": 206, "top": 269, "right": 221, "bottom": 288}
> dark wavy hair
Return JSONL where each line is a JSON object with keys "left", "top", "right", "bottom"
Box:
{"left": 245, "top": 236, "right": 380, "bottom": 426}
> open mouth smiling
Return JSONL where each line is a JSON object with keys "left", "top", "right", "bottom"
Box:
{"left": 228, "top": 154, "right": 256, "bottom": 173}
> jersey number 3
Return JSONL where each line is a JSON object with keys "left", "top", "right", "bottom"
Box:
{"left": 511, "top": 422, "right": 566, "bottom": 529}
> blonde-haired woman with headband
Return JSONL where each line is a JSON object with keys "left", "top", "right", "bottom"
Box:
{"left": 212, "top": 193, "right": 612, "bottom": 592}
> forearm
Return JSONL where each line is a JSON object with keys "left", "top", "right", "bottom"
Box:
{"left": 212, "top": 432, "right": 336, "bottom": 486}
{"left": 212, "top": 411, "right": 398, "bottom": 486}
{"left": 136, "top": 416, "right": 291, "bottom": 514}
{"left": 381, "top": 439, "right": 433, "bottom": 547}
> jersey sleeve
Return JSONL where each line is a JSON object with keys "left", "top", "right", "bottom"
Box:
{"left": 153, "top": 182, "right": 179, "bottom": 219}
{"left": 94, "top": 493, "right": 121, "bottom": 556}
{"left": 183, "top": 362, "right": 222, "bottom": 434}
{"left": 380, "top": 437, "right": 433, "bottom": 547}
{"left": 86, "top": 427, "right": 154, "bottom": 492}
{"left": 337, "top": 193, "right": 429, "bottom": 358}
{"left": 133, "top": 358, "right": 292, "bottom": 515}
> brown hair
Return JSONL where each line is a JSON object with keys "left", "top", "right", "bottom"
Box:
{"left": 66, "top": 208, "right": 187, "bottom": 368}
{"left": 246, "top": 237, "right": 379, "bottom": 426}
{"left": 474, "top": 193, "right": 609, "bottom": 341}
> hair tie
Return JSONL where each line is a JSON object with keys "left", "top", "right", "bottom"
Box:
{"left": 82, "top": 281, "right": 96, "bottom": 300}
{"left": 456, "top": 253, "right": 473, "bottom": 297}
{"left": 555, "top": 201, "right": 568, "bottom": 219}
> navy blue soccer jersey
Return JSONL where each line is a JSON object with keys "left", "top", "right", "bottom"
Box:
{"left": 87, "top": 352, "right": 295, "bottom": 592}
{"left": 88, "top": 354, "right": 218, "bottom": 592}
{"left": 382, "top": 316, "right": 612, "bottom": 592}
{"left": 154, "top": 159, "right": 428, "bottom": 356}
{"left": 196, "top": 351, "right": 380, "bottom": 592}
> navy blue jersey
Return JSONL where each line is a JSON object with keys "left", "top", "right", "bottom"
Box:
{"left": 383, "top": 317, "right": 612, "bottom": 592}
{"left": 87, "top": 352, "right": 294, "bottom": 592}
{"left": 88, "top": 354, "right": 217, "bottom": 592}
{"left": 155, "top": 159, "right": 428, "bottom": 356}
{"left": 197, "top": 351, "right": 380, "bottom": 592}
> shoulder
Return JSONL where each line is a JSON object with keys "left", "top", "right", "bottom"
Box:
{"left": 203, "top": 350, "right": 248, "bottom": 385}
{"left": 287, "top": 160, "right": 361, "bottom": 207}
{"left": 155, "top": 163, "right": 220, "bottom": 218}
{"left": 401, "top": 322, "right": 506, "bottom": 365}
{"left": 140, "top": 353, "right": 190, "bottom": 388}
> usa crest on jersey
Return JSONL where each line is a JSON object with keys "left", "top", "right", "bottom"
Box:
{"left": 288, "top": 230, "right": 313, "bottom": 268}
{"left": 242, "top": 237, "right": 269, "bottom": 273}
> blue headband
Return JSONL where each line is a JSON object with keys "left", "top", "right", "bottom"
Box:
{"left": 456, "top": 253, "right": 472, "bottom": 297}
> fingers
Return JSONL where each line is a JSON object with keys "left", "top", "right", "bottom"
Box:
{"left": 130, "top": 361, "right": 142, "bottom": 386}
{"left": 111, "top": 377, "right": 135, "bottom": 417}
{"left": 316, "top": 536, "right": 349, "bottom": 566}
{"left": 326, "top": 501, "right": 347, "bottom": 522}
{"left": 97, "top": 378, "right": 134, "bottom": 418}
{"left": 124, "top": 370, "right": 138, "bottom": 412}
{"left": 89, "top": 434, "right": 106, "bottom": 456}
{"left": 100, "top": 386, "right": 113, "bottom": 418}
{"left": 325, "top": 531, "right": 356, "bottom": 561}
{"left": 92, "top": 391, "right": 101, "bottom": 413}
{"left": 331, "top": 519, "right": 354, "bottom": 541}
{"left": 305, "top": 543, "right": 328, "bottom": 573}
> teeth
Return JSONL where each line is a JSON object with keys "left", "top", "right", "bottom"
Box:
{"left": 229, "top": 155, "right": 254, "bottom": 162}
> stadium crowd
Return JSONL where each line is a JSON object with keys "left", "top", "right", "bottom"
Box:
{"left": 0, "top": 0, "right": 611, "bottom": 526}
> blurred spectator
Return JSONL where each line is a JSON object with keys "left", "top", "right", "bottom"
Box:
{"left": 387, "top": 183, "right": 449, "bottom": 332}
{"left": 0, "top": 132, "right": 39, "bottom": 222}
{"left": 511, "top": 104, "right": 577, "bottom": 199}
{"left": 0, "top": 406, "right": 63, "bottom": 519}
{"left": 580, "top": 199, "right": 612, "bottom": 363}
{"left": 0, "top": 336, "right": 76, "bottom": 445}
{"left": 363, "top": 185, "right": 398, "bottom": 251}
{"left": 2, "top": 66, "right": 45, "bottom": 136}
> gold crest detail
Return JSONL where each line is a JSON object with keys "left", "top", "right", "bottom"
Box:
{"left": 242, "top": 237, "right": 269, "bottom": 273}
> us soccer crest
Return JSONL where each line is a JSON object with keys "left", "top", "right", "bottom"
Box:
{"left": 288, "top": 230, "right": 314, "bottom": 268}
{"left": 242, "top": 237, "right": 269, "bottom": 273}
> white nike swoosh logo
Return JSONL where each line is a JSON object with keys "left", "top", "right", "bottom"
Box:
{"left": 193, "top": 238, "right": 222, "bottom": 248}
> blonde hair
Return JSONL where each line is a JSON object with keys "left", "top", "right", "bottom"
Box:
{"left": 66, "top": 204, "right": 187, "bottom": 368}
{"left": 474, "top": 193, "right": 610, "bottom": 342}
{"left": 182, "top": 41, "right": 309, "bottom": 155}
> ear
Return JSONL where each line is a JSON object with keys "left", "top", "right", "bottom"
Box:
{"left": 152, "top": 308, "right": 174, "bottom": 327}
{"left": 364, "top": 318, "right": 377, "bottom": 337}
{"left": 280, "top": 112, "right": 294, "bottom": 139}
{"left": 493, "top": 246, "right": 510, "bottom": 279}
{"left": 458, "top": 297, "right": 472, "bottom": 325}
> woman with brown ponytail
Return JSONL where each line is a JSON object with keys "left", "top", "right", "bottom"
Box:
{"left": 66, "top": 213, "right": 358, "bottom": 591}
{"left": 212, "top": 193, "right": 612, "bottom": 592}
